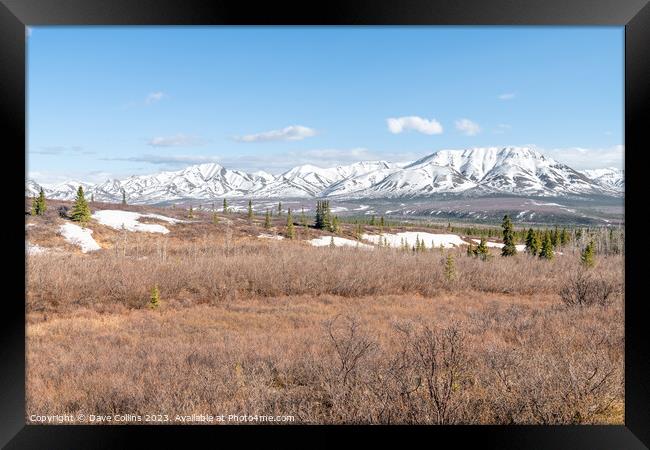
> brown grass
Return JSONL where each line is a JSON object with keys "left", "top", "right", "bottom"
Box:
{"left": 25, "top": 201, "right": 625, "bottom": 424}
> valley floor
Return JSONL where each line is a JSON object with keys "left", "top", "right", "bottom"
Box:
{"left": 25, "top": 198, "right": 625, "bottom": 425}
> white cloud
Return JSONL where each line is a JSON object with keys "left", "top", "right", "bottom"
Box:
{"left": 455, "top": 118, "right": 481, "bottom": 136}
{"left": 538, "top": 144, "right": 624, "bottom": 169}
{"left": 147, "top": 134, "right": 206, "bottom": 147}
{"left": 498, "top": 92, "right": 516, "bottom": 100}
{"left": 234, "top": 125, "right": 317, "bottom": 143}
{"left": 145, "top": 91, "right": 167, "bottom": 105}
{"left": 386, "top": 116, "right": 443, "bottom": 135}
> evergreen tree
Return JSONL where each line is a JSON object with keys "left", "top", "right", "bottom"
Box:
{"left": 581, "top": 240, "right": 596, "bottom": 268}
{"left": 223, "top": 198, "right": 228, "bottom": 214}
{"left": 121, "top": 189, "right": 127, "bottom": 205}
{"left": 560, "top": 228, "right": 569, "bottom": 246}
{"left": 330, "top": 215, "right": 340, "bottom": 233}
{"left": 466, "top": 241, "right": 474, "bottom": 257}
{"left": 32, "top": 188, "right": 47, "bottom": 215}
{"left": 329, "top": 236, "right": 336, "bottom": 248}
{"left": 525, "top": 228, "right": 539, "bottom": 256}
{"left": 444, "top": 254, "right": 456, "bottom": 281}
{"left": 286, "top": 208, "right": 295, "bottom": 239}
{"left": 539, "top": 233, "right": 554, "bottom": 260}
{"left": 551, "top": 226, "right": 559, "bottom": 248}
{"left": 278, "top": 201, "right": 282, "bottom": 216}
{"left": 476, "top": 237, "right": 489, "bottom": 261}
{"left": 314, "top": 200, "right": 332, "bottom": 230}
{"left": 247, "top": 199, "right": 253, "bottom": 220}
{"left": 30, "top": 195, "right": 37, "bottom": 216}
{"left": 188, "top": 205, "right": 194, "bottom": 219}
{"left": 264, "top": 210, "right": 271, "bottom": 229}
{"left": 300, "top": 208, "right": 307, "bottom": 227}
{"left": 370, "top": 215, "right": 376, "bottom": 226}
{"left": 150, "top": 285, "right": 160, "bottom": 310}
{"left": 91, "top": 193, "right": 94, "bottom": 203}
{"left": 501, "top": 215, "right": 517, "bottom": 256}
{"left": 70, "top": 186, "right": 91, "bottom": 224}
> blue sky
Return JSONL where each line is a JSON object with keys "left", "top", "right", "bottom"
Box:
{"left": 27, "top": 26, "right": 623, "bottom": 183}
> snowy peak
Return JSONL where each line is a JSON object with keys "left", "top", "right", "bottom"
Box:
{"left": 579, "top": 167, "right": 624, "bottom": 191}
{"left": 27, "top": 147, "right": 622, "bottom": 203}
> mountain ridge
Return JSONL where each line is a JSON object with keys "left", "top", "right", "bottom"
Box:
{"left": 27, "top": 147, "right": 623, "bottom": 204}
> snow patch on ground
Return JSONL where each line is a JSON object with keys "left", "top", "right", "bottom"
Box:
{"left": 308, "top": 236, "right": 373, "bottom": 249}
{"left": 26, "top": 242, "right": 47, "bottom": 255}
{"left": 59, "top": 223, "right": 101, "bottom": 253}
{"left": 26, "top": 223, "right": 36, "bottom": 229}
{"left": 471, "top": 239, "right": 526, "bottom": 252}
{"left": 258, "top": 234, "right": 284, "bottom": 240}
{"left": 363, "top": 232, "right": 468, "bottom": 249}
{"left": 92, "top": 210, "right": 187, "bottom": 234}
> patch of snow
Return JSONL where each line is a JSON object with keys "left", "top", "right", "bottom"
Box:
{"left": 309, "top": 236, "right": 373, "bottom": 249}
{"left": 26, "top": 242, "right": 47, "bottom": 255}
{"left": 471, "top": 239, "right": 526, "bottom": 252}
{"left": 59, "top": 223, "right": 101, "bottom": 253}
{"left": 354, "top": 205, "right": 370, "bottom": 211}
{"left": 363, "top": 232, "right": 468, "bottom": 249}
{"left": 258, "top": 234, "right": 284, "bottom": 240}
{"left": 92, "top": 210, "right": 187, "bottom": 234}
{"left": 26, "top": 223, "right": 36, "bottom": 229}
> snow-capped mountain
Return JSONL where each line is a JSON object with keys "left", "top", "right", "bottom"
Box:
{"left": 579, "top": 167, "right": 624, "bottom": 192}
{"left": 26, "top": 147, "right": 622, "bottom": 204}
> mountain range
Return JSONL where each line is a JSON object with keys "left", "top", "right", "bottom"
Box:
{"left": 26, "top": 147, "right": 623, "bottom": 204}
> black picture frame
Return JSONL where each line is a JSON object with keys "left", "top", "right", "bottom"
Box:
{"left": 2, "top": 0, "right": 648, "bottom": 447}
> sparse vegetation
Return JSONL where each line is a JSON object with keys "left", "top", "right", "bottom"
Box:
{"left": 25, "top": 196, "right": 624, "bottom": 425}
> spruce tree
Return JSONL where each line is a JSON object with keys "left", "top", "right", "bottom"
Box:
{"left": 300, "top": 208, "right": 306, "bottom": 227}
{"left": 525, "top": 228, "right": 539, "bottom": 256}
{"left": 188, "top": 205, "right": 194, "bottom": 219}
{"left": 91, "top": 193, "right": 94, "bottom": 203}
{"left": 444, "top": 254, "right": 456, "bottom": 281}
{"left": 264, "top": 210, "right": 271, "bottom": 229}
{"left": 330, "top": 215, "right": 340, "bottom": 233}
{"left": 70, "top": 186, "right": 91, "bottom": 224}
{"left": 121, "top": 189, "right": 127, "bottom": 205}
{"left": 32, "top": 188, "right": 47, "bottom": 216}
{"left": 581, "top": 240, "right": 596, "bottom": 268}
{"left": 286, "top": 208, "right": 295, "bottom": 239}
{"left": 223, "top": 198, "right": 228, "bottom": 214}
{"left": 551, "top": 226, "right": 559, "bottom": 248}
{"left": 539, "top": 233, "right": 554, "bottom": 260}
{"left": 278, "top": 201, "right": 282, "bottom": 216}
{"left": 150, "top": 285, "right": 160, "bottom": 310}
{"left": 329, "top": 236, "right": 336, "bottom": 248}
{"left": 30, "top": 195, "right": 37, "bottom": 216}
{"left": 501, "top": 214, "right": 517, "bottom": 256}
{"left": 37, "top": 188, "right": 46, "bottom": 214}
{"left": 370, "top": 215, "right": 376, "bottom": 226}
{"left": 477, "top": 237, "right": 489, "bottom": 261}
{"left": 247, "top": 199, "right": 253, "bottom": 220}
{"left": 560, "top": 228, "right": 569, "bottom": 246}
